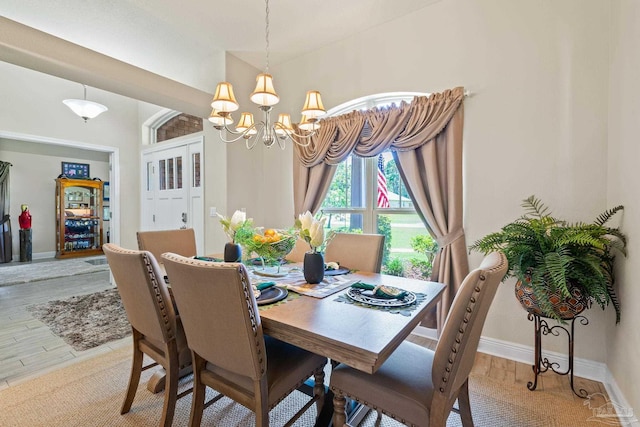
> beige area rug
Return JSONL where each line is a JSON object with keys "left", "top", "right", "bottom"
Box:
{"left": 0, "top": 256, "right": 109, "bottom": 287}
{"left": 26, "top": 288, "right": 131, "bottom": 351}
{"left": 0, "top": 346, "right": 606, "bottom": 427}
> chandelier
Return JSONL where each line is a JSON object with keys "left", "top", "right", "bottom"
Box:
{"left": 208, "top": 0, "right": 325, "bottom": 150}
{"left": 63, "top": 85, "right": 108, "bottom": 122}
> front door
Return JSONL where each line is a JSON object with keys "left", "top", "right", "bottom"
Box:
{"left": 141, "top": 136, "right": 204, "bottom": 253}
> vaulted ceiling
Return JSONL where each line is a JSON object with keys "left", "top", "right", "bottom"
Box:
{"left": 3, "top": 0, "right": 440, "bottom": 72}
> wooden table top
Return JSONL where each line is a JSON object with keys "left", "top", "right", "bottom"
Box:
{"left": 258, "top": 270, "right": 444, "bottom": 374}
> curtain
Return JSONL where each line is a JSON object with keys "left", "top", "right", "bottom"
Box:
{"left": 0, "top": 161, "right": 12, "bottom": 263}
{"left": 292, "top": 87, "right": 468, "bottom": 328}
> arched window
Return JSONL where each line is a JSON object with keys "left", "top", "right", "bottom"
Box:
{"left": 320, "top": 93, "right": 437, "bottom": 278}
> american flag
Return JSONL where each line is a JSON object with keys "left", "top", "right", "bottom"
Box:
{"left": 377, "top": 154, "right": 390, "bottom": 208}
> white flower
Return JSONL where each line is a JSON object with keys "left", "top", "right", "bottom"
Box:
{"left": 295, "top": 211, "right": 327, "bottom": 252}
{"left": 217, "top": 210, "right": 249, "bottom": 242}
{"left": 309, "top": 218, "right": 326, "bottom": 248}
{"left": 298, "top": 211, "right": 315, "bottom": 233}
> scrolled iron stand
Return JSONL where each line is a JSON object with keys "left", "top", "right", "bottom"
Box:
{"left": 527, "top": 312, "right": 589, "bottom": 398}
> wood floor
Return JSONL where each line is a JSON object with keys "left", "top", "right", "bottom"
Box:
{"left": 0, "top": 256, "right": 614, "bottom": 422}
{"left": 0, "top": 261, "right": 131, "bottom": 390}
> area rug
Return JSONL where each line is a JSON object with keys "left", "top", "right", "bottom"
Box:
{"left": 0, "top": 256, "right": 110, "bottom": 287}
{"left": 0, "top": 346, "right": 605, "bottom": 427}
{"left": 26, "top": 288, "right": 130, "bottom": 351}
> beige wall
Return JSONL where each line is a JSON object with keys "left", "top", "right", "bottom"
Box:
{"left": 607, "top": 0, "right": 640, "bottom": 414}
{"left": 263, "top": 0, "right": 640, "bottom": 412}
{"left": 0, "top": 61, "right": 141, "bottom": 251}
{"left": 264, "top": 0, "right": 614, "bottom": 361}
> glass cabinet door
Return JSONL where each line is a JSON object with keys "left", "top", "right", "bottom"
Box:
{"left": 56, "top": 179, "right": 103, "bottom": 258}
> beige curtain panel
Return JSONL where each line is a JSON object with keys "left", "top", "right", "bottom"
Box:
{"left": 292, "top": 87, "right": 468, "bottom": 329}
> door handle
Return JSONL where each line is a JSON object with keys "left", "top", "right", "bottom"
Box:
{"left": 181, "top": 212, "right": 187, "bottom": 229}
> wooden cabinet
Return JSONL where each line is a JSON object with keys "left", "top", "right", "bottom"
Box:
{"left": 55, "top": 178, "right": 104, "bottom": 258}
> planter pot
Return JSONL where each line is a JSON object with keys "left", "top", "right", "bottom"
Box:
{"left": 224, "top": 242, "right": 242, "bottom": 262}
{"left": 304, "top": 252, "right": 324, "bottom": 284}
{"left": 515, "top": 279, "right": 587, "bottom": 320}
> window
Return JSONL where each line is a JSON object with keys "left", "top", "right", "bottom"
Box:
{"left": 320, "top": 93, "right": 437, "bottom": 278}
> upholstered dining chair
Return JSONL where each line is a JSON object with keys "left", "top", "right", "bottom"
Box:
{"left": 324, "top": 232, "right": 385, "bottom": 273}
{"left": 103, "top": 243, "right": 193, "bottom": 427}
{"left": 136, "top": 228, "right": 197, "bottom": 266}
{"left": 161, "top": 253, "right": 329, "bottom": 427}
{"left": 330, "top": 251, "right": 508, "bottom": 427}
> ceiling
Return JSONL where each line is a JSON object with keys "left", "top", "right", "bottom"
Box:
{"left": 2, "top": 0, "right": 441, "bottom": 73}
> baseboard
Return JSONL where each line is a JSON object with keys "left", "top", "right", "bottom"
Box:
{"left": 412, "top": 326, "right": 606, "bottom": 381}
{"left": 413, "top": 326, "right": 637, "bottom": 425}
{"left": 33, "top": 251, "right": 56, "bottom": 260}
{"left": 603, "top": 368, "right": 640, "bottom": 426}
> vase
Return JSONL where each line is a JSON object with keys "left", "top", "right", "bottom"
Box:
{"left": 224, "top": 242, "right": 242, "bottom": 262}
{"left": 515, "top": 279, "right": 587, "bottom": 320}
{"left": 304, "top": 251, "right": 324, "bottom": 284}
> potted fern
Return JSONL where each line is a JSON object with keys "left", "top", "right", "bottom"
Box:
{"left": 470, "top": 196, "right": 627, "bottom": 323}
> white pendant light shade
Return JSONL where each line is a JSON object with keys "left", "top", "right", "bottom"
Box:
{"left": 275, "top": 113, "right": 294, "bottom": 136}
{"left": 208, "top": 109, "right": 234, "bottom": 127}
{"left": 301, "top": 90, "right": 326, "bottom": 118}
{"left": 299, "top": 114, "right": 321, "bottom": 132}
{"left": 235, "top": 112, "right": 257, "bottom": 135}
{"left": 62, "top": 85, "right": 108, "bottom": 122}
{"left": 250, "top": 73, "right": 280, "bottom": 107}
{"left": 211, "top": 82, "right": 240, "bottom": 113}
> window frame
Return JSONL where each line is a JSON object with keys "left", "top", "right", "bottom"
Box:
{"left": 321, "top": 92, "right": 428, "bottom": 234}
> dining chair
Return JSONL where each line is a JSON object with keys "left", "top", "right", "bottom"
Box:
{"left": 136, "top": 228, "right": 197, "bottom": 266}
{"left": 103, "top": 243, "right": 193, "bottom": 427}
{"left": 161, "top": 253, "right": 329, "bottom": 427}
{"left": 330, "top": 251, "right": 508, "bottom": 427}
{"left": 284, "top": 238, "right": 311, "bottom": 262}
{"left": 324, "top": 232, "right": 385, "bottom": 273}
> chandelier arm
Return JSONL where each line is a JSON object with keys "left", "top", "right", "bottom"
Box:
{"left": 215, "top": 122, "right": 262, "bottom": 144}
{"left": 272, "top": 122, "right": 314, "bottom": 147}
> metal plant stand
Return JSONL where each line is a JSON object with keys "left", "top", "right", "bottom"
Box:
{"left": 527, "top": 312, "right": 589, "bottom": 398}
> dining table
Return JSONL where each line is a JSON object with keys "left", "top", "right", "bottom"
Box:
{"left": 162, "top": 259, "right": 445, "bottom": 426}
{"left": 250, "top": 263, "right": 445, "bottom": 426}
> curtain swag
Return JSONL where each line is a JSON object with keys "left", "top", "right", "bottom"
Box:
{"left": 293, "top": 87, "right": 465, "bottom": 167}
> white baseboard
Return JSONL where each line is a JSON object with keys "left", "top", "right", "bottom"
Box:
{"left": 412, "top": 325, "right": 606, "bottom": 381}
{"left": 412, "top": 326, "right": 638, "bottom": 425}
{"left": 33, "top": 251, "right": 56, "bottom": 260}
{"left": 603, "top": 368, "right": 640, "bottom": 427}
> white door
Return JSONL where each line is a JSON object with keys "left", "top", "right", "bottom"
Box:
{"left": 141, "top": 137, "right": 204, "bottom": 253}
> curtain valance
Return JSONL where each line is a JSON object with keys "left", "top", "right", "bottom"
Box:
{"left": 293, "top": 87, "right": 465, "bottom": 166}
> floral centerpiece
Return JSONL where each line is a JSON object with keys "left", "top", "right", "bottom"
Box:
{"left": 295, "top": 211, "right": 327, "bottom": 253}
{"left": 217, "top": 210, "right": 251, "bottom": 243}
{"left": 235, "top": 224, "right": 296, "bottom": 271}
{"left": 294, "top": 211, "right": 327, "bottom": 283}
{"left": 217, "top": 210, "right": 252, "bottom": 261}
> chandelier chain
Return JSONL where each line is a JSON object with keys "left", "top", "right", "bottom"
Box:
{"left": 264, "top": 0, "right": 270, "bottom": 73}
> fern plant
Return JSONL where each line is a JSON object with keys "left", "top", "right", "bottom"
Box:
{"left": 470, "top": 196, "right": 626, "bottom": 323}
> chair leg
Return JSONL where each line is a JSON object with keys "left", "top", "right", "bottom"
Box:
{"left": 189, "top": 354, "right": 207, "bottom": 427}
{"left": 332, "top": 391, "right": 348, "bottom": 427}
{"left": 313, "top": 369, "right": 326, "bottom": 416}
{"left": 121, "top": 331, "right": 143, "bottom": 414}
{"left": 374, "top": 410, "right": 383, "bottom": 427}
{"left": 255, "top": 379, "right": 270, "bottom": 427}
{"left": 458, "top": 379, "right": 474, "bottom": 427}
{"left": 159, "top": 345, "right": 179, "bottom": 427}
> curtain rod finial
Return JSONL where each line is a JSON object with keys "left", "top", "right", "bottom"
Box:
{"left": 463, "top": 90, "right": 471, "bottom": 98}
